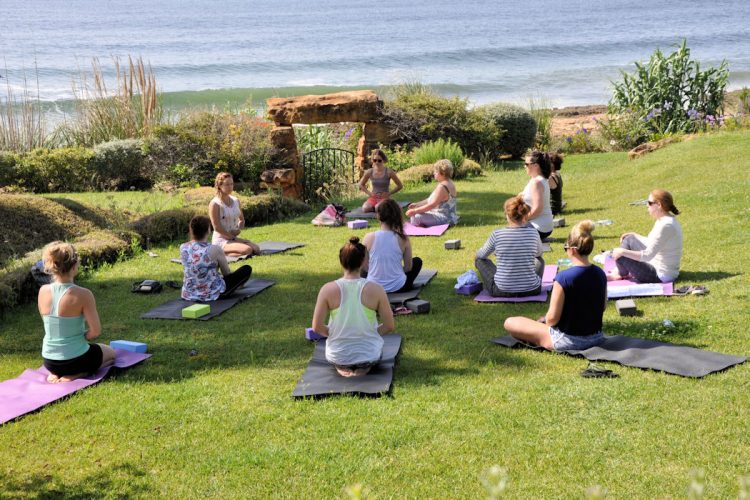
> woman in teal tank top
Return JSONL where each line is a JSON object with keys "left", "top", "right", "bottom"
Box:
{"left": 38, "top": 242, "right": 116, "bottom": 383}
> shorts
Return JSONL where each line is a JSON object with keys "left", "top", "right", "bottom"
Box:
{"left": 366, "top": 193, "right": 388, "bottom": 207}
{"left": 334, "top": 360, "right": 379, "bottom": 371}
{"left": 43, "top": 343, "right": 103, "bottom": 376}
{"left": 549, "top": 328, "right": 604, "bottom": 352}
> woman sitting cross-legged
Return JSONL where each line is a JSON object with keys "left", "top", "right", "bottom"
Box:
{"left": 209, "top": 172, "right": 261, "bottom": 258}
{"left": 405, "top": 159, "right": 459, "bottom": 227}
{"left": 363, "top": 198, "right": 423, "bottom": 293}
{"left": 521, "top": 150, "right": 554, "bottom": 240}
{"left": 475, "top": 195, "right": 544, "bottom": 297}
{"left": 312, "top": 236, "right": 395, "bottom": 377}
{"left": 608, "top": 189, "right": 683, "bottom": 284}
{"left": 39, "top": 242, "right": 117, "bottom": 383}
{"left": 181, "top": 215, "right": 253, "bottom": 302}
{"left": 503, "top": 220, "right": 606, "bottom": 352}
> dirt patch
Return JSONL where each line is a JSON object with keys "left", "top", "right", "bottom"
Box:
{"left": 550, "top": 105, "right": 607, "bottom": 137}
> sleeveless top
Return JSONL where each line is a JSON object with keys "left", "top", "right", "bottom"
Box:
{"left": 42, "top": 283, "right": 89, "bottom": 361}
{"left": 427, "top": 184, "right": 459, "bottom": 225}
{"left": 210, "top": 195, "right": 242, "bottom": 246}
{"left": 325, "top": 278, "right": 383, "bottom": 366}
{"left": 549, "top": 172, "right": 563, "bottom": 215}
{"left": 180, "top": 241, "right": 226, "bottom": 301}
{"left": 366, "top": 230, "right": 407, "bottom": 293}
{"left": 522, "top": 176, "right": 553, "bottom": 233}
{"left": 370, "top": 168, "right": 391, "bottom": 194}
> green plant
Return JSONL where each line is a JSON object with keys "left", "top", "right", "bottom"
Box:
{"left": 737, "top": 87, "right": 749, "bottom": 114}
{"left": 477, "top": 103, "right": 537, "bottom": 159}
{"left": 598, "top": 112, "right": 650, "bottom": 151}
{"left": 557, "top": 126, "right": 605, "bottom": 154}
{"left": 0, "top": 151, "right": 18, "bottom": 187}
{"left": 609, "top": 40, "right": 729, "bottom": 136}
{"left": 0, "top": 64, "right": 48, "bottom": 152}
{"left": 527, "top": 96, "right": 553, "bottom": 149}
{"left": 91, "top": 138, "right": 146, "bottom": 190}
{"left": 398, "top": 158, "right": 481, "bottom": 184}
{"left": 378, "top": 144, "right": 414, "bottom": 172}
{"left": 412, "top": 138, "right": 465, "bottom": 168}
{"left": 13, "top": 147, "right": 95, "bottom": 192}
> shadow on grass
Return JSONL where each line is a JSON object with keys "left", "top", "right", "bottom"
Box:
{"left": 0, "top": 462, "right": 151, "bottom": 498}
{"left": 561, "top": 207, "right": 604, "bottom": 215}
{"left": 676, "top": 270, "right": 738, "bottom": 283}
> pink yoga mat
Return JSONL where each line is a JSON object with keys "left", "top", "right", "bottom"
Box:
{"left": 475, "top": 265, "right": 558, "bottom": 303}
{"left": 403, "top": 222, "right": 449, "bottom": 236}
{"left": 604, "top": 256, "right": 673, "bottom": 297}
{"left": 0, "top": 349, "right": 150, "bottom": 425}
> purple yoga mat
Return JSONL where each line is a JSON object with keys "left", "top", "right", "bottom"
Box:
{"left": 604, "top": 255, "right": 673, "bottom": 296}
{"left": 475, "top": 265, "right": 558, "bottom": 303}
{"left": 0, "top": 349, "right": 150, "bottom": 425}
{"left": 403, "top": 222, "right": 449, "bottom": 236}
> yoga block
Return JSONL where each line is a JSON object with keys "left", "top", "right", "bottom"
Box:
{"left": 405, "top": 299, "right": 430, "bottom": 314}
{"left": 456, "top": 282, "right": 483, "bottom": 295}
{"left": 110, "top": 340, "right": 147, "bottom": 353}
{"left": 347, "top": 219, "right": 368, "bottom": 229}
{"left": 182, "top": 304, "right": 210, "bottom": 318}
{"left": 616, "top": 299, "right": 637, "bottom": 317}
{"left": 553, "top": 218, "right": 566, "bottom": 228}
{"left": 444, "top": 239, "right": 461, "bottom": 250}
{"left": 305, "top": 328, "right": 325, "bottom": 341}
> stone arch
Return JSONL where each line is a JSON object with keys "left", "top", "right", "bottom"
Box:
{"left": 261, "top": 90, "right": 393, "bottom": 198}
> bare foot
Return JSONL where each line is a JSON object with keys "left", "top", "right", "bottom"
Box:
{"left": 47, "top": 373, "right": 61, "bottom": 383}
{"left": 606, "top": 272, "right": 623, "bottom": 281}
{"left": 56, "top": 372, "right": 87, "bottom": 383}
{"left": 336, "top": 367, "right": 371, "bottom": 377}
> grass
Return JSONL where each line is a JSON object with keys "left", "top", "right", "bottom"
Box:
{"left": 1, "top": 130, "right": 750, "bottom": 497}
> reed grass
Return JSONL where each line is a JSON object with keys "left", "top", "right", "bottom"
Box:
{"left": 0, "top": 63, "right": 47, "bottom": 152}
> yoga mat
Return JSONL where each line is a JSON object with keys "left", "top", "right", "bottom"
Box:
{"left": 293, "top": 334, "right": 402, "bottom": 398}
{"left": 386, "top": 269, "right": 437, "bottom": 304}
{"left": 403, "top": 222, "right": 449, "bottom": 237}
{"left": 0, "top": 349, "right": 151, "bottom": 425}
{"left": 141, "top": 279, "right": 275, "bottom": 320}
{"left": 413, "top": 268, "right": 437, "bottom": 288}
{"left": 345, "top": 201, "right": 410, "bottom": 219}
{"left": 170, "top": 241, "right": 304, "bottom": 264}
{"left": 492, "top": 336, "right": 746, "bottom": 378}
{"left": 474, "top": 265, "right": 557, "bottom": 303}
{"left": 601, "top": 255, "right": 673, "bottom": 298}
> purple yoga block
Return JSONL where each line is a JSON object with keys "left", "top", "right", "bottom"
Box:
{"left": 305, "top": 328, "right": 325, "bottom": 341}
{"left": 456, "top": 282, "right": 483, "bottom": 295}
{"left": 347, "top": 219, "right": 368, "bottom": 229}
{"left": 110, "top": 340, "right": 147, "bottom": 353}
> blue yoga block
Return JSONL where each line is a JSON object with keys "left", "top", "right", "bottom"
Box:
{"left": 305, "top": 328, "right": 325, "bottom": 341}
{"left": 110, "top": 340, "right": 148, "bottom": 353}
{"left": 456, "top": 282, "right": 483, "bottom": 296}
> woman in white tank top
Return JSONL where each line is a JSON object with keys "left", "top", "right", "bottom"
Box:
{"left": 312, "top": 236, "right": 395, "bottom": 377}
{"left": 521, "top": 151, "right": 554, "bottom": 239}
{"left": 362, "top": 199, "right": 423, "bottom": 293}
{"left": 208, "top": 172, "right": 261, "bottom": 258}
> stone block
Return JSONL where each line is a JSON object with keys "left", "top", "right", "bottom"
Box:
{"left": 267, "top": 90, "right": 382, "bottom": 125}
{"left": 616, "top": 299, "right": 637, "bottom": 316}
{"left": 363, "top": 121, "right": 393, "bottom": 144}
{"left": 444, "top": 239, "right": 461, "bottom": 250}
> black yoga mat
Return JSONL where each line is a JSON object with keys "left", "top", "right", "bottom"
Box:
{"left": 293, "top": 334, "right": 402, "bottom": 398}
{"left": 141, "top": 279, "right": 275, "bottom": 320}
{"left": 492, "top": 335, "right": 746, "bottom": 378}
{"left": 345, "top": 201, "right": 410, "bottom": 219}
{"left": 386, "top": 269, "right": 437, "bottom": 305}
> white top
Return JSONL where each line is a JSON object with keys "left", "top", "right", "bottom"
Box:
{"left": 325, "top": 278, "right": 383, "bottom": 366}
{"left": 639, "top": 215, "right": 683, "bottom": 282}
{"left": 476, "top": 225, "right": 542, "bottom": 292}
{"left": 366, "top": 230, "right": 406, "bottom": 292}
{"left": 522, "top": 176, "right": 553, "bottom": 233}
{"left": 209, "top": 195, "right": 242, "bottom": 247}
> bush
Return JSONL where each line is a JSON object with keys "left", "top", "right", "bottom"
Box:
{"left": 609, "top": 40, "right": 729, "bottom": 137}
{"left": 91, "top": 139, "right": 147, "bottom": 190}
{"left": 378, "top": 145, "right": 414, "bottom": 172}
{"left": 132, "top": 192, "right": 309, "bottom": 245}
{"left": 144, "top": 111, "right": 274, "bottom": 189}
{"left": 398, "top": 159, "right": 482, "bottom": 184}
{"left": 598, "top": 113, "right": 650, "bottom": 151}
{"left": 477, "top": 103, "right": 537, "bottom": 159}
{"left": 554, "top": 127, "right": 606, "bottom": 155}
{"left": 413, "top": 139, "right": 465, "bottom": 169}
{"left": 0, "top": 151, "right": 18, "bottom": 187}
{"left": 13, "top": 147, "right": 95, "bottom": 192}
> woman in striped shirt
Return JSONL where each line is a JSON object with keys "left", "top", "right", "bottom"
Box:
{"left": 475, "top": 195, "right": 544, "bottom": 297}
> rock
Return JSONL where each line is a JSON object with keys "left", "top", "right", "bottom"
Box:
{"left": 628, "top": 137, "right": 680, "bottom": 159}
{"left": 363, "top": 121, "right": 393, "bottom": 144}
{"left": 267, "top": 90, "right": 382, "bottom": 125}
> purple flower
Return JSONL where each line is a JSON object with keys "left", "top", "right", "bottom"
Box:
{"left": 344, "top": 127, "right": 354, "bottom": 139}
{"left": 566, "top": 137, "right": 573, "bottom": 144}
{"left": 687, "top": 109, "right": 699, "bottom": 120}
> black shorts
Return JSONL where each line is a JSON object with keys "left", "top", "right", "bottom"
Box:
{"left": 43, "top": 344, "right": 103, "bottom": 377}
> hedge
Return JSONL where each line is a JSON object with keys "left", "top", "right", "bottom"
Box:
{"left": 398, "top": 159, "right": 483, "bottom": 184}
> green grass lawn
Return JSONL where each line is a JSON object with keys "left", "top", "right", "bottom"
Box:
{"left": 2, "top": 131, "right": 750, "bottom": 498}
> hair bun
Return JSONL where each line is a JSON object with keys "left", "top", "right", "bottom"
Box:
{"left": 578, "top": 219, "right": 595, "bottom": 234}
{"left": 348, "top": 236, "right": 360, "bottom": 245}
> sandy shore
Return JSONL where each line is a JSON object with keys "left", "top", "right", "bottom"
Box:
{"left": 550, "top": 104, "right": 607, "bottom": 137}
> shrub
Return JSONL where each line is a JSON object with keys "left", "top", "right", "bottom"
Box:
{"left": 12, "top": 147, "right": 95, "bottom": 192}
{"left": 413, "top": 139, "right": 465, "bottom": 169}
{"left": 477, "top": 103, "right": 538, "bottom": 159}
{"left": 91, "top": 138, "right": 147, "bottom": 190}
{"left": 0, "top": 151, "right": 18, "bottom": 187}
{"left": 527, "top": 96, "right": 553, "bottom": 150}
{"left": 598, "top": 113, "right": 650, "bottom": 151}
{"left": 609, "top": 40, "right": 729, "bottom": 137}
{"left": 398, "top": 159, "right": 482, "bottom": 184}
{"left": 555, "top": 127, "right": 606, "bottom": 155}
{"left": 132, "top": 192, "right": 309, "bottom": 245}
{"left": 378, "top": 145, "right": 414, "bottom": 172}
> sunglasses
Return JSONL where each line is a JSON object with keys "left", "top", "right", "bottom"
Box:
{"left": 372, "top": 158, "right": 384, "bottom": 163}
{"left": 563, "top": 244, "right": 578, "bottom": 250}
{"left": 647, "top": 200, "right": 657, "bottom": 206}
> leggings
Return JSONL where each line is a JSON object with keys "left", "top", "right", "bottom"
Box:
{"left": 475, "top": 256, "right": 544, "bottom": 297}
{"left": 219, "top": 265, "right": 253, "bottom": 298}
{"left": 394, "top": 257, "right": 423, "bottom": 293}
{"left": 410, "top": 213, "right": 450, "bottom": 227}
{"left": 615, "top": 235, "right": 660, "bottom": 283}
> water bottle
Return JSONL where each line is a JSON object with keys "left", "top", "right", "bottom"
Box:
{"left": 557, "top": 258, "right": 572, "bottom": 269}
{"left": 595, "top": 219, "right": 614, "bottom": 226}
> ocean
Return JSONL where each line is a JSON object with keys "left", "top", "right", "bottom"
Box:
{"left": 2, "top": 0, "right": 750, "bottom": 111}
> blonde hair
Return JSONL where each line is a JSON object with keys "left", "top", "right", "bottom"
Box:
{"left": 214, "top": 172, "right": 233, "bottom": 196}
{"left": 433, "top": 159, "right": 454, "bottom": 179}
{"left": 566, "top": 220, "right": 596, "bottom": 256}
{"left": 43, "top": 241, "right": 79, "bottom": 276}
{"left": 504, "top": 195, "right": 530, "bottom": 224}
{"left": 650, "top": 189, "right": 680, "bottom": 215}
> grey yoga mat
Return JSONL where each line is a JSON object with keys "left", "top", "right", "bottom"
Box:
{"left": 141, "top": 279, "right": 275, "bottom": 320}
{"left": 386, "top": 269, "right": 437, "bottom": 305}
{"left": 345, "top": 201, "right": 410, "bottom": 219}
{"left": 491, "top": 335, "right": 746, "bottom": 378}
{"left": 170, "top": 241, "right": 304, "bottom": 264}
{"left": 293, "top": 334, "right": 402, "bottom": 398}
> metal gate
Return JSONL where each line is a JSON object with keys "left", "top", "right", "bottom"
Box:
{"left": 301, "top": 148, "right": 356, "bottom": 202}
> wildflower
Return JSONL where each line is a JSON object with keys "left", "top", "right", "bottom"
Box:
{"left": 582, "top": 127, "right": 589, "bottom": 134}
{"left": 687, "top": 109, "right": 699, "bottom": 120}
{"left": 566, "top": 137, "right": 573, "bottom": 144}
{"left": 344, "top": 127, "right": 354, "bottom": 140}
{"left": 610, "top": 139, "right": 617, "bottom": 146}
{"left": 663, "top": 101, "right": 673, "bottom": 110}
